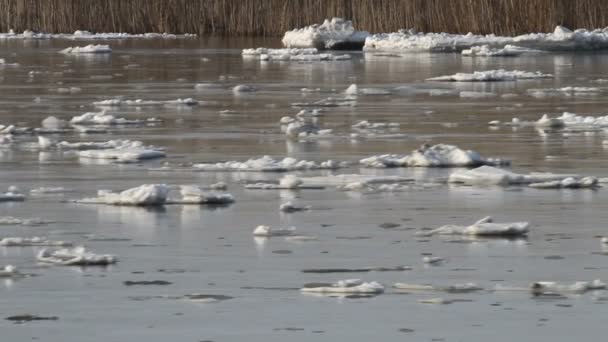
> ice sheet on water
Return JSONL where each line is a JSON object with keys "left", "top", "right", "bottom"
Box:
{"left": 301, "top": 279, "right": 384, "bottom": 294}
{"left": 242, "top": 47, "right": 351, "bottom": 61}
{"left": 364, "top": 25, "right": 608, "bottom": 52}
{"left": 427, "top": 69, "right": 552, "bottom": 82}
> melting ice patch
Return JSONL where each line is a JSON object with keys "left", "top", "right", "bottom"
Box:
{"left": 37, "top": 246, "right": 117, "bottom": 266}
{"left": 448, "top": 165, "right": 584, "bottom": 186}
{"left": 75, "top": 184, "right": 169, "bottom": 206}
{"left": 427, "top": 69, "right": 552, "bottom": 82}
{"left": 461, "top": 44, "right": 540, "bottom": 56}
{"left": 527, "top": 87, "right": 602, "bottom": 98}
{"left": 416, "top": 216, "right": 529, "bottom": 237}
{"left": 300, "top": 279, "right": 384, "bottom": 294}
{"left": 364, "top": 25, "right": 608, "bottom": 52}
{"left": 188, "top": 156, "right": 343, "bottom": 172}
{"left": 360, "top": 144, "right": 508, "bottom": 168}
{"left": 282, "top": 18, "right": 369, "bottom": 50}
{"left": 0, "top": 30, "right": 195, "bottom": 40}
{"left": 60, "top": 44, "right": 112, "bottom": 54}
{"left": 69, "top": 112, "right": 159, "bottom": 125}
{"left": 93, "top": 98, "right": 198, "bottom": 106}
{"left": 253, "top": 225, "right": 296, "bottom": 237}
{"left": 242, "top": 48, "right": 350, "bottom": 61}
{"left": 0, "top": 237, "right": 72, "bottom": 247}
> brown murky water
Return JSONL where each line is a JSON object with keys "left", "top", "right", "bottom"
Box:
{"left": 1, "top": 36, "right": 607, "bottom": 341}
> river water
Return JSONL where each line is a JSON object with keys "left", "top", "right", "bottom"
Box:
{"left": 1, "top": 37, "right": 607, "bottom": 341}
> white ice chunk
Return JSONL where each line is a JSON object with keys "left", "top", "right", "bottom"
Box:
{"left": 461, "top": 44, "right": 539, "bottom": 56}
{"left": 191, "top": 156, "right": 342, "bottom": 172}
{"left": 76, "top": 184, "right": 169, "bottom": 206}
{"left": 360, "top": 144, "right": 507, "bottom": 168}
{"left": 282, "top": 18, "right": 369, "bottom": 49}
{"left": 253, "top": 225, "right": 296, "bottom": 237}
{"left": 0, "top": 186, "right": 25, "bottom": 202}
{"left": 301, "top": 279, "right": 384, "bottom": 294}
{"left": 418, "top": 216, "right": 529, "bottom": 237}
{"left": 448, "top": 165, "right": 580, "bottom": 186}
{"left": 0, "top": 265, "right": 21, "bottom": 278}
{"left": 60, "top": 44, "right": 112, "bottom": 54}
{"left": 37, "top": 246, "right": 117, "bottom": 266}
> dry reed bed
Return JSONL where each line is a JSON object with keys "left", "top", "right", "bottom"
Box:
{"left": 0, "top": 0, "right": 607, "bottom": 35}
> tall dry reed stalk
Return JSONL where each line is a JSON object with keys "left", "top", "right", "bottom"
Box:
{"left": 0, "top": 0, "right": 606, "bottom": 35}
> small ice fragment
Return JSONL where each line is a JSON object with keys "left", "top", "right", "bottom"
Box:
{"left": 300, "top": 279, "right": 384, "bottom": 294}
{"left": 418, "top": 216, "right": 529, "bottom": 237}
{"left": 60, "top": 44, "right": 112, "bottom": 54}
{"left": 233, "top": 84, "right": 256, "bottom": 94}
{"left": 253, "top": 225, "right": 296, "bottom": 237}
{"left": 423, "top": 256, "right": 444, "bottom": 265}
{"left": 0, "top": 237, "right": 72, "bottom": 247}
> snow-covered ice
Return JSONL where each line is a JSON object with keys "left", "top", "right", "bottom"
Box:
{"left": 363, "top": 25, "right": 608, "bottom": 52}
{"left": 69, "top": 112, "right": 156, "bottom": 125}
{"left": 360, "top": 144, "right": 508, "bottom": 168}
{"left": 461, "top": 44, "right": 539, "bottom": 56}
{"left": 253, "top": 225, "right": 296, "bottom": 237}
{"left": 93, "top": 98, "right": 198, "bottom": 106}
{"left": 0, "top": 30, "right": 195, "bottom": 40}
{"left": 282, "top": 18, "right": 369, "bottom": 50}
{"left": 60, "top": 44, "right": 112, "bottom": 54}
{"left": 417, "top": 216, "right": 529, "bottom": 237}
{"left": 301, "top": 279, "right": 384, "bottom": 294}
{"left": 190, "top": 156, "right": 343, "bottom": 172}
{"left": 0, "top": 237, "right": 72, "bottom": 247}
{"left": 167, "top": 185, "right": 234, "bottom": 205}
{"left": 428, "top": 70, "right": 552, "bottom": 82}
{"left": 37, "top": 246, "right": 117, "bottom": 266}
{"left": 448, "top": 165, "right": 582, "bottom": 186}
{"left": 242, "top": 47, "right": 350, "bottom": 61}
{"left": 76, "top": 184, "right": 169, "bottom": 206}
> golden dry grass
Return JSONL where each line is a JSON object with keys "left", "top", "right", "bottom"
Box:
{"left": 0, "top": 0, "right": 606, "bottom": 35}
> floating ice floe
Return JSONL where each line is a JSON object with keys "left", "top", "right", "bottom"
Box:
{"left": 528, "top": 176, "right": 599, "bottom": 189}
{"left": 461, "top": 44, "right": 539, "bottom": 56}
{"left": 0, "top": 216, "right": 53, "bottom": 226}
{"left": 279, "top": 201, "right": 310, "bottom": 213}
{"left": 189, "top": 156, "right": 343, "bottom": 172}
{"left": 78, "top": 147, "right": 165, "bottom": 163}
{"left": 427, "top": 69, "right": 552, "bottom": 82}
{"left": 527, "top": 87, "right": 602, "bottom": 98}
{"left": 352, "top": 120, "right": 399, "bottom": 129}
{"left": 282, "top": 18, "right": 369, "bottom": 50}
{"left": 245, "top": 175, "right": 319, "bottom": 190}
{"left": 417, "top": 216, "right": 529, "bottom": 237}
{"left": 253, "top": 225, "right": 296, "bottom": 237}
{"left": 76, "top": 184, "right": 169, "bottom": 206}
{"left": 360, "top": 144, "right": 508, "bottom": 168}
{"left": 0, "top": 186, "right": 25, "bottom": 202}
{"left": 363, "top": 25, "right": 608, "bottom": 52}
{"left": 0, "top": 58, "right": 20, "bottom": 67}
{"left": 0, "top": 265, "right": 21, "bottom": 278}
{"left": 167, "top": 185, "right": 234, "bottom": 205}
{"left": 283, "top": 119, "right": 333, "bottom": 139}
{"left": 41, "top": 116, "right": 69, "bottom": 129}
{"left": 30, "top": 187, "right": 74, "bottom": 195}
{"left": 393, "top": 282, "right": 483, "bottom": 293}
{"left": 300, "top": 279, "right": 384, "bottom": 294}
{"left": 37, "top": 246, "right": 117, "bottom": 266}
{"left": 0, "top": 237, "right": 72, "bottom": 247}
{"left": 242, "top": 47, "right": 350, "bottom": 61}
{"left": 233, "top": 84, "right": 256, "bottom": 94}
{"left": 530, "top": 280, "right": 606, "bottom": 294}
{"left": 448, "top": 165, "right": 584, "bottom": 186}
{"left": 423, "top": 256, "right": 445, "bottom": 265}
{"left": 343, "top": 84, "right": 391, "bottom": 96}
{"left": 93, "top": 98, "right": 198, "bottom": 106}
{"left": 459, "top": 91, "right": 497, "bottom": 98}
{"left": 0, "top": 30, "right": 195, "bottom": 40}
{"left": 60, "top": 44, "right": 112, "bottom": 54}
{"left": 69, "top": 112, "right": 158, "bottom": 125}
{"left": 297, "top": 174, "right": 413, "bottom": 188}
